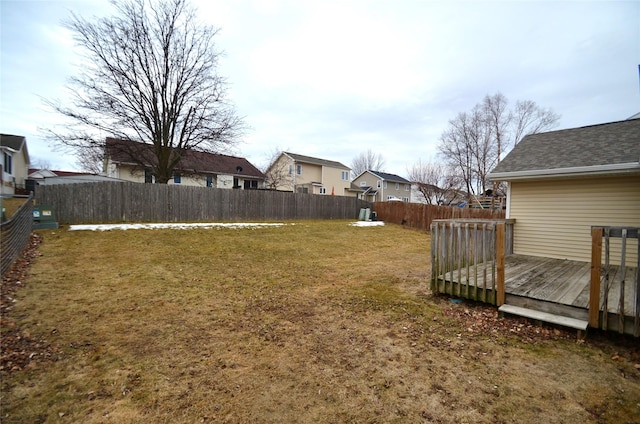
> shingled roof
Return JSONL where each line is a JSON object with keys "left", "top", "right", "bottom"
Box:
{"left": 362, "top": 170, "right": 410, "bottom": 184}
{"left": 488, "top": 118, "right": 640, "bottom": 180}
{"left": 105, "top": 138, "right": 265, "bottom": 179}
{"left": 283, "top": 152, "right": 350, "bottom": 170}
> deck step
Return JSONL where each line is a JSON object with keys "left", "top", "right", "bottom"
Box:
{"left": 498, "top": 304, "right": 589, "bottom": 331}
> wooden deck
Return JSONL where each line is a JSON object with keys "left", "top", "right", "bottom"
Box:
{"left": 433, "top": 254, "right": 638, "bottom": 333}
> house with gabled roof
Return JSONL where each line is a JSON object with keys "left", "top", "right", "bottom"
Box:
{"left": 265, "top": 152, "right": 351, "bottom": 195}
{"left": 432, "top": 116, "right": 639, "bottom": 336}
{"left": 104, "top": 138, "right": 265, "bottom": 189}
{"left": 1, "top": 134, "right": 30, "bottom": 195}
{"left": 351, "top": 170, "right": 412, "bottom": 202}
{"left": 488, "top": 117, "right": 640, "bottom": 263}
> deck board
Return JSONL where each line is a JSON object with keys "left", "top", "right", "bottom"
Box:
{"left": 435, "top": 253, "right": 638, "bottom": 334}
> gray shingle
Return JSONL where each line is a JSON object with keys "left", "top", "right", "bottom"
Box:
{"left": 284, "top": 152, "right": 350, "bottom": 170}
{"left": 367, "top": 170, "right": 410, "bottom": 183}
{"left": 491, "top": 118, "right": 640, "bottom": 174}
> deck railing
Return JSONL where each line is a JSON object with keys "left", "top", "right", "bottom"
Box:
{"left": 430, "top": 219, "right": 513, "bottom": 305}
{"left": 590, "top": 227, "right": 640, "bottom": 336}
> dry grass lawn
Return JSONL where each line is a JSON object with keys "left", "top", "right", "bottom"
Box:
{"left": 1, "top": 220, "right": 639, "bottom": 423}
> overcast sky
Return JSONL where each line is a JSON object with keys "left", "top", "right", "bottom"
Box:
{"left": 1, "top": 0, "right": 639, "bottom": 176}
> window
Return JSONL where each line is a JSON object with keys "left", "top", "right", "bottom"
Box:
{"left": 383, "top": 181, "right": 388, "bottom": 189}
{"left": 403, "top": 197, "right": 409, "bottom": 202}
{"left": 244, "top": 180, "right": 258, "bottom": 189}
{"left": 360, "top": 181, "right": 367, "bottom": 187}
{"left": 377, "top": 180, "right": 381, "bottom": 188}
{"left": 341, "top": 171, "right": 349, "bottom": 181}
{"left": 206, "top": 175, "right": 213, "bottom": 187}
{"left": 405, "top": 184, "right": 410, "bottom": 191}
{"left": 173, "top": 172, "right": 181, "bottom": 184}
{"left": 319, "top": 187, "right": 327, "bottom": 195}
{"left": 3, "top": 152, "right": 12, "bottom": 174}
{"left": 395, "top": 183, "right": 400, "bottom": 190}
{"left": 387, "top": 196, "right": 395, "bottom": 200}
{"left": 289, "top": 164, "right": 302, "bottom": 175}
{"left": 145, "top": 169, "right": 153, "bottom": 184}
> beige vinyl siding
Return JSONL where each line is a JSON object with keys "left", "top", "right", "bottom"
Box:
{"left": 510, "top": 175, "right": 640, "bottom": 264}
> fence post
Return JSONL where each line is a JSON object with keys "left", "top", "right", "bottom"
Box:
{"left": 589, "top": 227, "right": 603, "bottom": 328}
{"left": 496, "top": 222, "right": 505, "bottom": 306}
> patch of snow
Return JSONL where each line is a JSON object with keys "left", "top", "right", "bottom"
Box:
{"left": 349, "top": 221, "right": 385, "bottom": 227}
{"left": 69, "top": 223, "right": 288, "bottom": 231}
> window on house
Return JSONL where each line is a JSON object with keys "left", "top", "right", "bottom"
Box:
{"left": 244, "top": 180, "right": 258, "bottom": 189}
{"left": 395, "top": 183, "right": 400, "bottom": 190}
{"left": 360, "top": 181, "right": 367, "bottom": 187}
{"left": 288, "top": 165, "right": 293, "bottom": 175}
{"left": 206, "top": 175, "right": 213, "bottom": 187}
{"left": 377, "top": 180, "right": 381, "bottom": 188}
{"left": 145, "top": 169, "right": 153, "bottom": 184}
{"left": 403, "top": 197, "right": 409, "bottom": 202}
{"left": 173, "top": 172, "right": 181, "bottom": 184}
{"left": 3, "top": 152, "right": 12, "bottom": 174}
{"left": 383, "top": 181, "right": 388, "bottom": 189}
{"left": 319, "top": 187, "right": 326, "bottom": 195}
{"left": 405, "top": 184, "right": 410, "bottom": 191}
{"left": 341, "top": 171, "right": 349, "bottom": 181}
{"left": 296, "top": 164, "right": 302, "bottom": 175}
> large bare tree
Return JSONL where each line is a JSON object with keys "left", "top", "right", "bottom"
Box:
{"left": 44, "top": 0, "right": 243, "bottom": 183}
{"left": 439, "top": 93, "right": 559, "bottom": 196}
{"left": 350, "top": 149, "right": 385, "bottom": 177}
{"left": 407, "top": 159, "right": 462, "bottom": 205}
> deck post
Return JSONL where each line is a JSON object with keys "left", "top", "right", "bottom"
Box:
{"left": 589, "top": 227, "right": 603, "bottom": 328}
{"left": 496, "top": 223, "right": 505, "bottom": 306}
{"left": 430, "top": 222, "right": 437, "bottom": 294}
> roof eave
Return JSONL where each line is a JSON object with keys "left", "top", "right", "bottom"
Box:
{"left": 488, "top": 162, "right": 640, "bottom": 181}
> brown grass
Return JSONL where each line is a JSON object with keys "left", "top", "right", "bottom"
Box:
{"left": 2, "top": 221, "right": 639, "bottom": 423}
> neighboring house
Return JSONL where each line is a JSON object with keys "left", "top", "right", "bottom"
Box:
{"left": 488, "top": 117, "right": 640, "bottom": 264}
{"left": 266, "top": 152, "right": 351, "bottom": 195}
{"left": 104, "top": 138, "right": 265, "bottom": 189}
{"left": 351, "top": 170, "right": 412, "bottom": 202}
{"left": 0, "top": 134, "right": 30, "bottom": 195}
{"left": 27, "top": 169, "right": 124, "bottom": 188}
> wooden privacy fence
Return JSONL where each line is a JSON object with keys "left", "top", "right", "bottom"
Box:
{"left": 430, "top": 220, "right": 512, "bottom": 305}
{"left": 589, "top": 226, "right": 640, "bottom": 336}
{"left": 35, "top": 182, "right": 372, "bottom": 224}
{"left": 374, "top": 202, "right": 505, "bottom": 233}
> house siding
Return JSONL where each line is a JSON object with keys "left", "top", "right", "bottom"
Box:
{"left": 509, "top": 175, "right": 640, "bottom": 264}
{"left": 271, "top": 154, "right": 351, "bottom": 195}
{"left": 322, "top": 168, "right": 351, "bottom": 196}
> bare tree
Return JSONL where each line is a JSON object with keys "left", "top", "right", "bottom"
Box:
{"left": 407, "top": 159, "right": 462, "bottom": 205}
{"left": 350, "top": 149, "right": 385, "bottom": 177}
{"left": 30, "top": 159, "right": 53, "bottom": 171}
{"left": 75, "top": 147, "right": 104, "bottom": 174}
{"left": 512, "top": 100, "right": 560, "bottom": 145}
{"left": 44, "top": 0, "right": 243, "bottom": 183}
{"left": 262, "top": 148, "right": 292, "bottom": 190}
{"left": 439, "top": 93, "right": 560, "bottom": 197}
